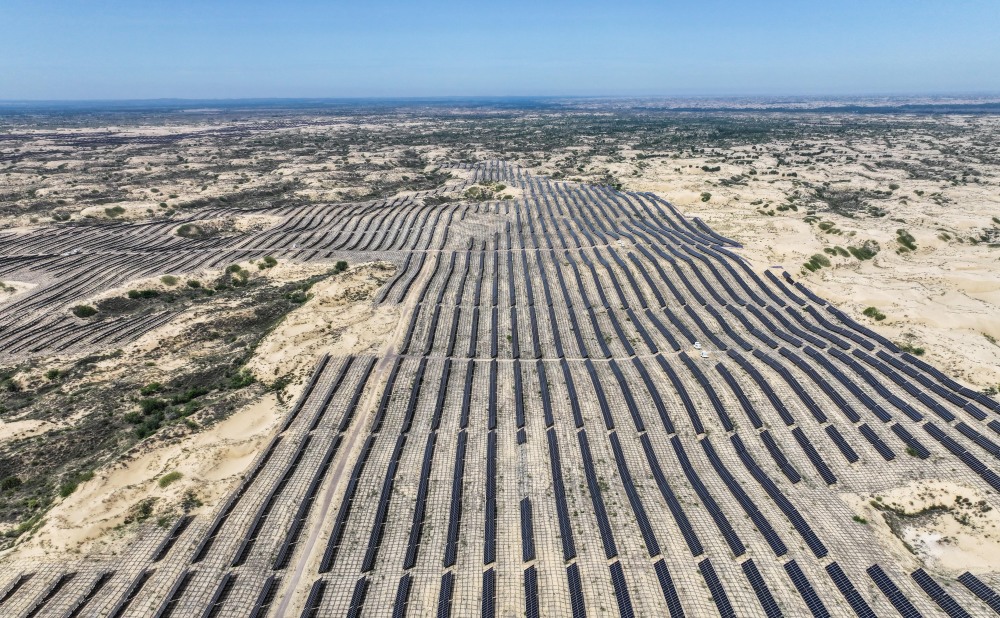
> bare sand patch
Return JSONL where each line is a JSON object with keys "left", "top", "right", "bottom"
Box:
{"left": 247, "top": 262, "right": 399, "bottom": 382}
{"left": 841, "top": 480, "right": 1000, "bottom": 575}
{"left": 170, "top": 213, "right": 280, "bottom": 237}
{"left": 0, "top": 419, "right": 54, "bottom": 443}
{"left": 0, "top": 280, "right": 36, "bottom": 304}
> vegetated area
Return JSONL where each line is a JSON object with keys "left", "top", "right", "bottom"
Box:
{"left": 0, "top": 264, "right": 339, "bottom": 544}
{"left": 0, "top": 98, "right": 998, "bottom": 616}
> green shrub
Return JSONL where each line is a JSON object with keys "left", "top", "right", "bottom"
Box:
{"left": 847, "top": 245, "right": 877, "bottom": 260}
{"left": 187, "top": 280, "right": 201, "bottom": 289}
{"left": 72, "top": 305, "right": 97, "bottom": 318}
{"left": 334, "top": 260, "right": 348, "bottom": 273}
{"left": 229, "top": 369, "right": 255, "bottom": 389}
{"left": 0, "top": 476, "right": 22, "bottom": 492}
{"left": 804, "top": 253, "right": 831, "bottom": 271}
{"left": 899, "top": 342, "right": 926, "bottom": 356}
{"left": 176, "top": 223, "right": 206, "bottom": 238}
{"left": 160, "top": 275, "right": 178, "bottom": 286}
{"left": 171, "top": 387, "right": 208, "bottom": 405}
{"left": 105, "top": 205, "right": 126, "bottom": 218}
{"left": 158, "top": 471, "right": 183, "bottom": 488}
{"left": 139, "top": 398, "right": 168, "bottom": 414}
{"left": 852, "top": 515, "right": 868, "bottom": 524}
{"left": 140, "top": 382, "right": 162, "bottom": 396}
{"left": 58, "top": 471, "right": 93, "bottom": 498}
{"left": 127, "top": 289, "right": 160, "bottom": 299}
{"left": 896, "top": 229, "right": 917, "bottom": 251}
{"left": 862, "top": 307, "right": 886, "bottom": 321}
{"left": 700, "top": 192, "right": 712, "bottom": 202}
{"left": 261, "top": 256, "right": 277, "bottom": 268}
{"left": 45, "top": 368, "right": 62, "bottom": 381}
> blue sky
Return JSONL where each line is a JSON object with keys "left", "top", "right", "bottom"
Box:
{"left": 1, "top": 0, "right": 998, "bottom": 100}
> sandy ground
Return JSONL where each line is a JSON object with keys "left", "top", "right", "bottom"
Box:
{"left": 169, "top": 213, "right": 281, "bottom": 237}
{"left": 0, "top": 280, "right": 36, "bottom": 304}
{"left": 0, "top": 419, "right": 53, "bottom": 443}
{"left": 610, "top": 153, "right": 1000, "bottom": 392}
{"left": 841, "top": 480, "right": 1000, "bottom": 574}
{"left": 246, "top": 262, "right": 399, "bottom": 382}
{"left": 0, "top": 260, "right": 396, "bottom": 560}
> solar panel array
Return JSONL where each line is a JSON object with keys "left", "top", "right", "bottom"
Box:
{"left": 1, "top": 160, "right": 998, "bottom": 616}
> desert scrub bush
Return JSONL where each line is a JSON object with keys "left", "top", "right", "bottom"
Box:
{"left": 700, "top": 192, "right": 712, "bottom": 202}
{"left": 258, "top": 255, "right": 278, "bottom": 270}
{"left": 58, "top": 470, "right": 93, "bottom": 498}
{"left": 140, "top": 382, "right": 162, "bottom": 396}
{"left": 334, "top": 260, "right": 348, "bottom": 273}
{"left": 158, "top": 471, "right": 183, "bottom": 488}
{"left": 104, "top": 205, "right": 125, "bottom": 218}
{"left": 898, "top": 342, "right": 926, "bottom": 356}
{"left": 160, "top": 274, "right": 178, "bottom": 286}
{"left": 187, "top": 279, "right": 201, "bottom": 288}
{"left": 803, "top": 253, "right": 831, "bottom": 272}
{"left": 176, "top": 223, "right": 206, "bottom": 238}
{"left": 863, "top": 307, "right": 886, "bottom": 321}
{"left": 127, "top": 289, "right": 160, "bottom": 299}
{"left": 896, "top": 229, "right": 917, "bottom": 252}
{"left": 852, "top": 515, "right": 868, "bottom": 524}
{"left": 72, "top": 305, "right": 97, "bottom": 318}
{"left": 139, "top": 398, "right": 168, "bottom": 415}
{"left": 847, "top": 241, "right": 879, "bottom": 260}
{"left": 229, "top": 369, "right": 255, "bottom": 389}
{"left": 123, "top": 498, "right": 157, "bottom": 524}
{"left": 45, "top": 368, "right": 62, "bottom": 381}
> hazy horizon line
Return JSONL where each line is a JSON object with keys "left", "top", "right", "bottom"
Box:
{"left": 3, "top": 92, "right": 1000, "bottom": 105}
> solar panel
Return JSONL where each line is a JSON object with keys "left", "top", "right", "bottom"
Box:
{"left": 699, "top": 558, "right": 736, "bottom": 618}
{"left": 742, "top": 559, "right": 782, "bottom": 618}
{"left": 437, "top": 571, "right": 455, "bottom": 618}
{"left": 911, "top": 569, "right": 971, "bottom": 618}
{"left": 867, "top": 564, "right": 923, "bottom": 618}
{"left": 609, "top": 562, "right": 635, "bottom": 618}
{"left": 784, "top": 560, "right": 830, "bottom": 618}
